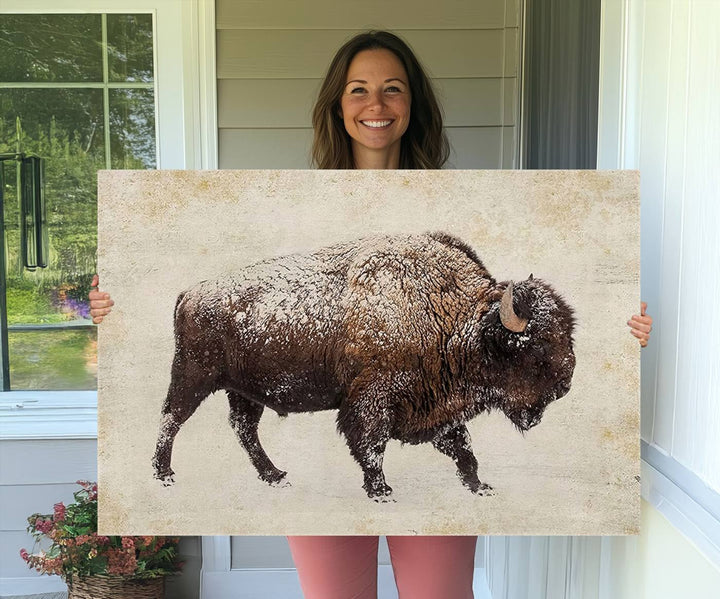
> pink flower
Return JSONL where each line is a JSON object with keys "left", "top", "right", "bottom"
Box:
{"left": 53, "top": 502, "right": 66, "bottom": 522}
{"left": 107, "top": 548, "right": 137, "bottom": 576}
{"left": 19, "top": 548, "right": 29, "bottom": 562}
{"left": 121, "top": 537, "right": 135, "bottom": 550}
{"left": 34, "top": 518, "right": 53, "bottom": 534}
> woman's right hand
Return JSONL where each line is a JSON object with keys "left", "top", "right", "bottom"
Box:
{"left": 89, "top": 274, "right": 114, "bottom": 324}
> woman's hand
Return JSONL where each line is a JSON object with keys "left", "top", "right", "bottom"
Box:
{"left": 89, "top": 274, "right": 114, "bottom": 324}
{"left": 628, "top": 301, "right": 652, "bottom": 348}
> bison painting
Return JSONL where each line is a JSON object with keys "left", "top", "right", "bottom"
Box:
{"left": 152, "top": 232, "right": 576, "bottom": 500}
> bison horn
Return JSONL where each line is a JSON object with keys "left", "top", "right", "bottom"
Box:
{"left": 500, "top": 282, "right": 528, "bottom": 333}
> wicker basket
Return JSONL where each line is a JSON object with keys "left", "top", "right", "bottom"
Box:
{"left": 67, "top": 575, "right": 164, "bottom": 599}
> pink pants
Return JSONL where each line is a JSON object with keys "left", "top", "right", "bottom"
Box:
{"left": 287, "top": 536, "right": 477, "bottom": 599}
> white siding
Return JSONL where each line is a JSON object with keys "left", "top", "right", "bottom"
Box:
{"left": 624, "top": 0, "right": 720, "bottom": 489}
{"left": 0, "top": 440, "right": 96, "bottom": 583}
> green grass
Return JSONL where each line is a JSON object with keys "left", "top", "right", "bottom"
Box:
{"left": 9, "top": 328, "right": 96, "bottom": 390}
{"left": 6, "top": 286, "right": 67, "bottom": 325}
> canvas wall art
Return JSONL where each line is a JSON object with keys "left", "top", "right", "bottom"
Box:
{"left": 97, "top": 169, "right": 640, "bottom": 536}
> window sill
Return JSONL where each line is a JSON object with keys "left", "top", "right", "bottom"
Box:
{"left": 0, "top": 391, "right": 97, "bottom": 440}
{"left": 641, "top": 440, "right": 720, "bottom": 567}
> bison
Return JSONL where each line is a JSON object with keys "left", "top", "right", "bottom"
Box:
{"left": 152, "top": 232, "right": 576, "bottom": 500}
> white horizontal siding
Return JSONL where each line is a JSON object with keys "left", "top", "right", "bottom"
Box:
{"left": 0, "top": 440, "right": 97, "bottom": 486}
{"left": 0, "top": 483, "right": 82, "bottom": 531}
{"left": 0, "top": 440, "right": 96, "bottom": 581}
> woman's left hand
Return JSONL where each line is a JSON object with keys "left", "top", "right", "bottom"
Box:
{"left": 628, "top": 301, "right": 652, "bottom": 348}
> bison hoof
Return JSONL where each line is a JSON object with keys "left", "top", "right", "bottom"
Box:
{"left": 269, "top": 477, "right": 292, "bottom": 488}
{"left": 469, "top": 482, "right": 494, "bottom": 496}
{"left": 373, "top": 494, "right": 396, "bottom": 504}
{"left": 261, "top": 470, "right": 290, "bottom": 487}
{"left": 154, "top": 472, "right": 175, "bottom": 487}
{"left": 365, "top": 482, "right": 394, "bottom": 501}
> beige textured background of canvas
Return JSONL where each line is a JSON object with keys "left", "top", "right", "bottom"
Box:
{"left": 97, "top": 169, "right": 639, "bottom": 536}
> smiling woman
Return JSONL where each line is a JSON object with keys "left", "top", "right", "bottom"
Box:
{"left": 311, "top": 30, "right": 448, "bottom": 170}
{"left": 339, "top": 49, "right": 412, "bottom": 168}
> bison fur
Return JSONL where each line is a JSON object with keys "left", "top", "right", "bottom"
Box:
{"left": 151, "top": 233, "right": 576, "bottom": 500}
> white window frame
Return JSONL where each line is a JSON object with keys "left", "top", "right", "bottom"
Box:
{"left": 0, "top": 0, "right": 217, "bottom": 440}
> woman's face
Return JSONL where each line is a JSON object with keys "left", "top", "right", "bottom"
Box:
{"left": 340, "top": 49, "right": 411, "bottom": 165}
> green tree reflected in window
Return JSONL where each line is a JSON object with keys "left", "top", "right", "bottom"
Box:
{"left": 0, "top": 13, "right": 156, "bottom": 390}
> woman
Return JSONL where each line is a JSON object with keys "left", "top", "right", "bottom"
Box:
{"left": 90, "top": 31, "right": 652, "bottom": 599}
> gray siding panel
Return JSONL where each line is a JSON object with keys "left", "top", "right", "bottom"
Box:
{"left": 1, "top": 531, "right": 42, "bottom": 578}
{"left": 503, "top": 125, "right": 519, "bottom": 168}
{"left": 219, "top": 78, "right": 516, "bottom": 129}
{"left": 230, "top": 536, "right": 296, "bottom": 569}
{"left": 219, "top": 127, "right": 510, "bottom": 170}
{"left": 217, "top": 0, "right": 507, "bottom": 30}
{"left": 504, "top": 28, "right": 519, "bottom": 77}
{"left": 217, "top": 29, "right": 509, "bottom": 79}
{"left": 439, "top": 79, "right": 509, "bottom": 126}
{"left": 218, "top": 79, "right": 320, "bottom": 128}
{"left": 0, "top": 440, "right": 96, "bottom": 581}
{"left": 0, "top": 440, "right": 96, "bottom": 486}
{"left": 446, "top": 127, "right": 505, "bottom": 168}
{"left": 219, "top": 129, "right": 314, "bottom": 169}
{"left": 503, "top": 78, "right": 517, "bottom": 126}
{"left": 505, "top": 0, "right": 522, "bottom": 28}
{"left": 0, "top": 483, "right": 81, "bottom": 530}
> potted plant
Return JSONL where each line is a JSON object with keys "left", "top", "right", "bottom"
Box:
{"left": 20, "top": 480, "right": 182, "bottom": 599}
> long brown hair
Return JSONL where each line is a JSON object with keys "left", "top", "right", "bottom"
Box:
{"left": 311, "top": 31, "right": 449, "bottom": 169}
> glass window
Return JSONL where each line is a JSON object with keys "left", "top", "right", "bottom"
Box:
{"left": 0, "top": 14, "right": 103, "bottom": 83}
{"left": 107, "top": 14, "right": 154, "bottom": 83}
{"left": 0, "top": 13, "right": 156, "bottom": 390}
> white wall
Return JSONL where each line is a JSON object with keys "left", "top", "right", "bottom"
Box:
{"left": 0, "top": 441, "right": 96, "bottom": 595}
{"left": 604, "top": 0, "right": 720, "bottom": 491}
{"left": 599, "top": 500, "right": 720, "bottom": 599}
{"left": 597, "top": 0, "right": 720, "bottom": 591}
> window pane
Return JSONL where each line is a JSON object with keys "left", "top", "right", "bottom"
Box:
{"left": 107, "top": 14, "right": 154, "bottom": 83}
{"left": 0, "top": 89, "right": 106, "bottom": 160}
{"left": 1, "top": 88, "right": 103, "bottom": 390}
{"left": 0, "top": 14, "right": 103, "bottom": 82}
{"left": 1, "top": 88, "right": 104, "bottom": 291}
{"left": 8, "top": 329, "right": 97, "bottom": 390}
{"left": 110, "top": 89, "right": 156, "bottom": 169}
